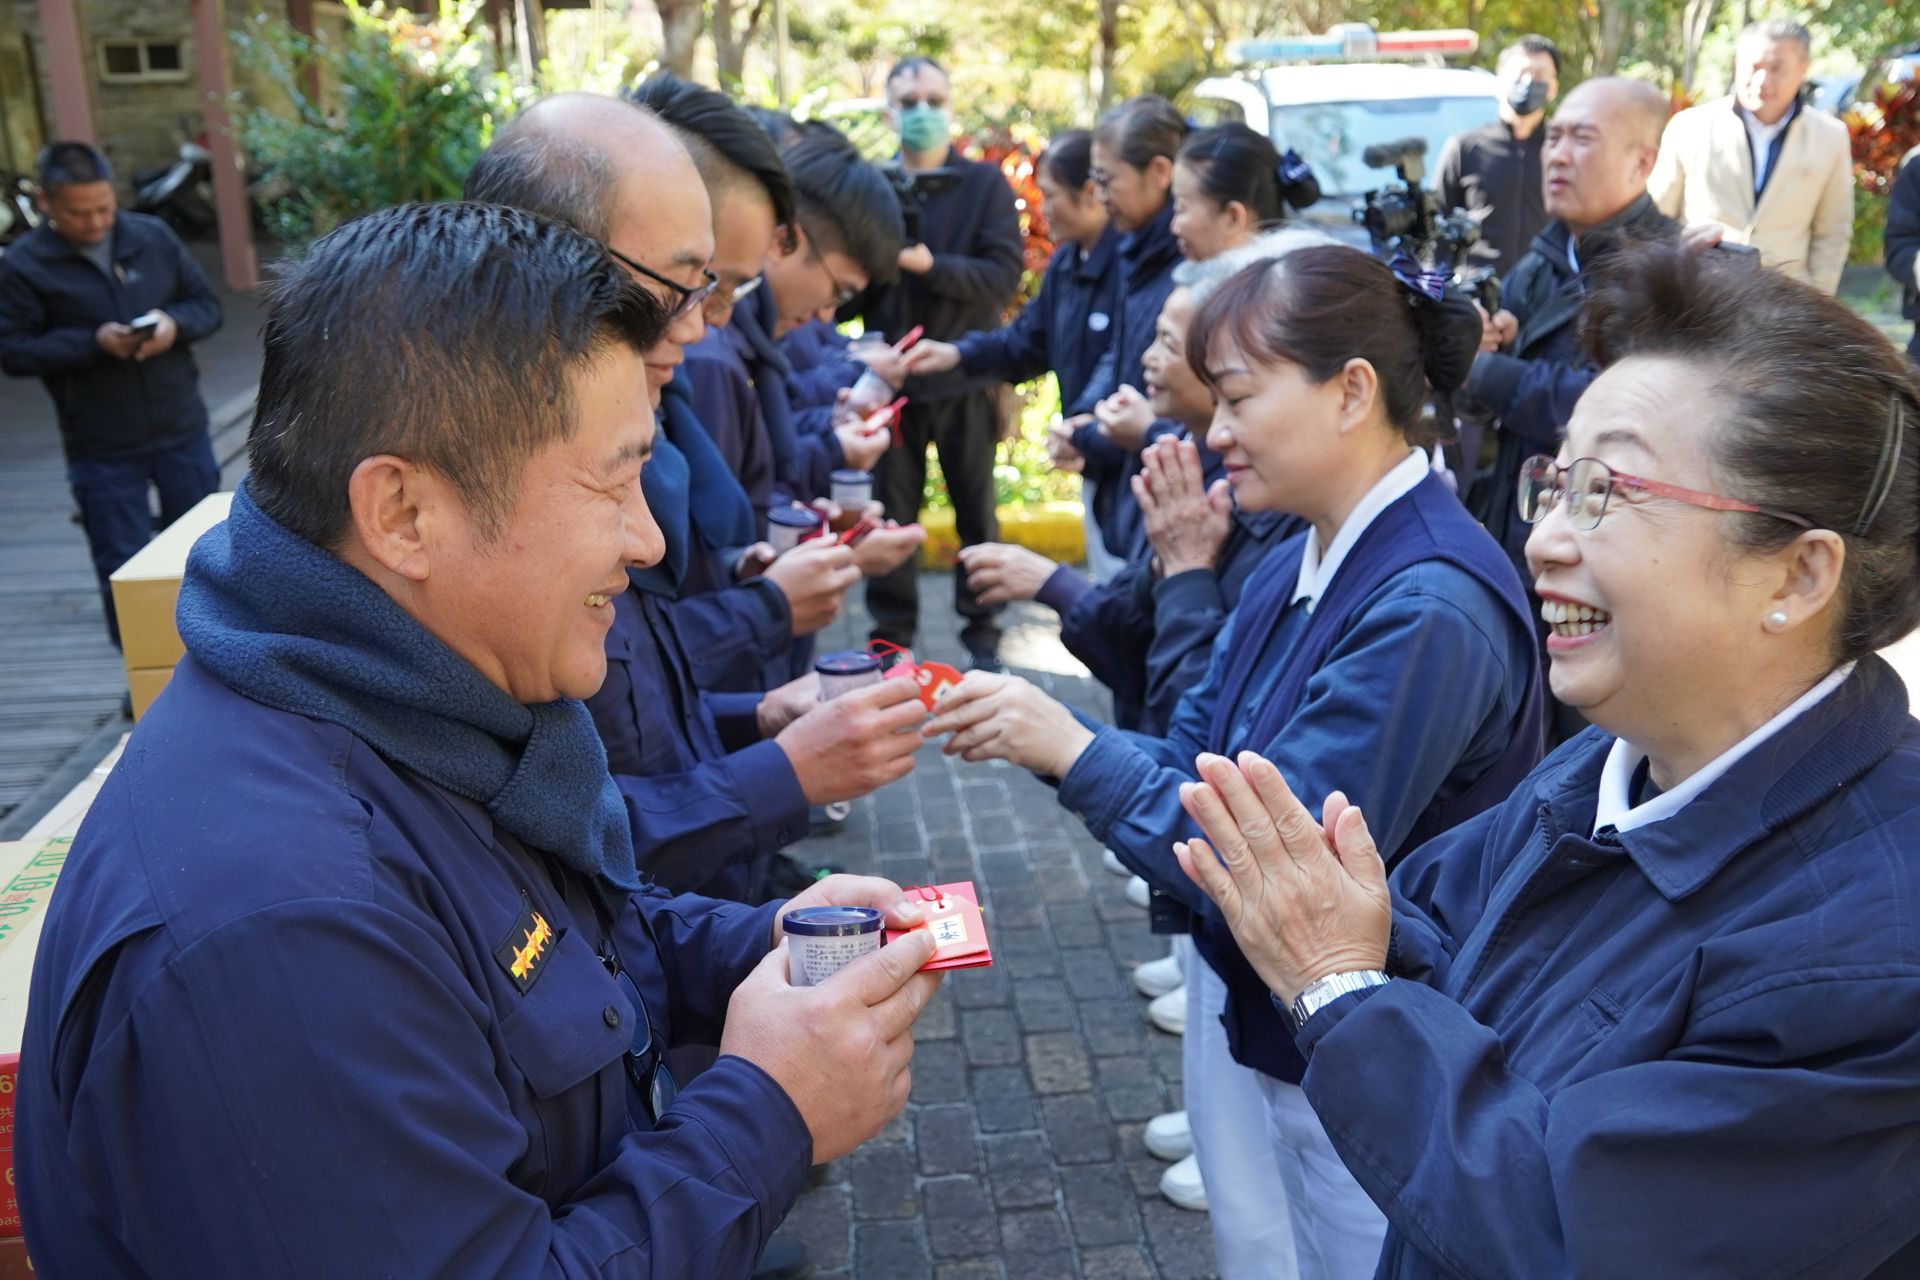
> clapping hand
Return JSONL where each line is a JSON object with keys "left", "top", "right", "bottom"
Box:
{"left": 1174, "top": 752, "right": 1391, "bottom": 1004}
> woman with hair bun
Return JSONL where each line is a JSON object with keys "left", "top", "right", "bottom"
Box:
{"left": 1177, "top": 245, "right": 1920, "bottom": 1278}
{"left": 927, "top": 244, "right": 1545, "bottom": 1277}
{"left": 1171, "top": 122, "right": 1321, "bottom": 263}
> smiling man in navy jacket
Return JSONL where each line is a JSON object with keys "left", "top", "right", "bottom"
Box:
{"left": 15, "top": 202, "right": 941, "bottom": 1278}
{"left": 0, "top": 141, "right": 222, "bottom": 647}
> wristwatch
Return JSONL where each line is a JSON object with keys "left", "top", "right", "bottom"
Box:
{"left": 1285, "top": 970, "right": 1390, "bottom": 1033}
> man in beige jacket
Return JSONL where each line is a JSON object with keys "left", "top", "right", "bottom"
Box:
{"left": 1649, "top": 20, "right": 1853, "bottom": 293}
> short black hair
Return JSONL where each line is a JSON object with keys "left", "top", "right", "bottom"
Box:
{"left": 463, "top": 111, "right": 622, "bottom": 240}
{"left": 37, "top": 141, "right": 112, "bottom": 194}
{"left": 247, "top": 203, "right": 667, "bottom": 549}
{"left": 743, "top": 105, "right": 803, "bottom": 149}
{"left": 785, "top": 136, "right": 905, "bottom": 287}
{"left": 887, "top": 56, "right": 949, "bottom": 87}
{"left": 1499, "top": 34, "right": 1561, "bottom": 76}
{"left": 627, "top": 74, "right": 796, "bottom": 228}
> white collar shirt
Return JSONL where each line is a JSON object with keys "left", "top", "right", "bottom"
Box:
{"left": 1291, "top": 448, "right": 1431, "bottom": 615}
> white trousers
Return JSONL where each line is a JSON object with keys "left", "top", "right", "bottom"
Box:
{"left": 1185, "top": 948, "right": 1300, "bottom": 1279}
{"left": 1255, "top": 1075, "right": 1389, "bottom": 1280}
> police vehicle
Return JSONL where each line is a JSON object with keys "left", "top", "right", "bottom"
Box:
{"left": 1190, "top": 24, "right": 1501, "bottom": 246}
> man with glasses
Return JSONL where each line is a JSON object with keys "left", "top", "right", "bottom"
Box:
{"left": 862, "top": 55, "right": 1026, "bottom": 672}
{"left": 684, "top": 131, "right": 909, "bottom": 525}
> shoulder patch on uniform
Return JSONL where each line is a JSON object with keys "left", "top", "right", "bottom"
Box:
{"left": 495, "top": 893, "right": 555, "bottom": 994}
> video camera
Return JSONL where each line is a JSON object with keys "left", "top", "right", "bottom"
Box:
{"left": 881, "top": 163, "right": 962, "bottom": 244}
{"left": 1353, "top": 137, "right": 1500, "bottom": 314}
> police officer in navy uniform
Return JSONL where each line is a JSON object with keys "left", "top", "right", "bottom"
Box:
{"left": 16, "top": 202, "right": 943, "bottom": 1277}
{"left": 0, "top": 141, "right": 223, "bottom": 646}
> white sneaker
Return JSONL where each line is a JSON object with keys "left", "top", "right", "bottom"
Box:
{"left": 1147, "top": 985, "right": 1186, "bottom": 1035}
{"left": 1144, "top": 1110, "right": 1193, "bottom": 1161}
{"left": 1132, "top": 951, "right": 1184, "bottom": 998}
{"left": 1125, "top": 875, "right": 1151, "bottom": 910}
{"left": 1102, "top": 848, "right": 1130, "bottom": 876}
{"left": 1159, "top": 1153, "right": 1208, "bottom": 1211}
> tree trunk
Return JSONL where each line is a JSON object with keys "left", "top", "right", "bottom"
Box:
{"left": 1679, "top": 0, "right": 1718, "bottom": 93}
{"left": 516, "top": 0, "right": 548, "bottom": 81}
{"left": 713, "top": 0, "right": 742, "bottom": 82}
{"left": 1591, "top": 0, "right": 1631, "bottom": 76}
{"left": 653, "top": 0, "right": 701, "bottom": 78}
{"left": 1095, "top": 0, "right": 1119, "bottom": 114}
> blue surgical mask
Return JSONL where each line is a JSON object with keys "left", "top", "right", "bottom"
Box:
{"left": 898, "top": 105, "right": 949, "bottom": 153}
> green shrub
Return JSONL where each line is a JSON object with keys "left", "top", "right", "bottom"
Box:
{"left": 923, "top": 376, "right": 1082, "bottom": 511}
{"left": 234, "top": 0, "right": 514, "bottom": 247}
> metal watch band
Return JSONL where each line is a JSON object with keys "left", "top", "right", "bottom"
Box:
{"left": 1287, "top": 970, "right": 1390, "bottom": 1033}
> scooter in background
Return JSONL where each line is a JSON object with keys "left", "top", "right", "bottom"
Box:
{"left": 132, "top": 128, "right": 216, "bottom": 240}
{"left": 0, "top": 172, "right": 40, "bottom": 254}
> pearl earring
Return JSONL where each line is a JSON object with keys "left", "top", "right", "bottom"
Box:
{"left": 1766, "top": 610, "right": 1789, "bottom": 629}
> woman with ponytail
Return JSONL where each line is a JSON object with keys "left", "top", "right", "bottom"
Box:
{"left": 1171, "top": 122, "right": 1320, "bottom": 263}
{"left": 927, "top": 244, "right": 1544, "bottom": 1277}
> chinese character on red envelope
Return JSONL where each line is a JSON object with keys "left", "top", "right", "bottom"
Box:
{"left": 886, "top": 881, "right": 993, "bottom": 971}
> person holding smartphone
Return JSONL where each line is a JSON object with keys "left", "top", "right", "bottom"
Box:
{"left": 0, "top": 141, "right": 224, "bottom": 649}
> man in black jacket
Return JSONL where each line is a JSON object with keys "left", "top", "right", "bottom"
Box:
{"left": 0, "top": 142, "right": 223, "bottom": 646}
{"left": 861, "top": 56, "right": 1025, "bottom": 669}
{"left": 1888, "top": 144, "right": 1920, "bottom": 366}
{"left": 1435, "top": 35, "right": 1561, "bottom": 275}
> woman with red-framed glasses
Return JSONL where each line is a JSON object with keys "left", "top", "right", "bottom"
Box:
{"left": 1173, "top": 243, "right": 1920, "bottom": 1278}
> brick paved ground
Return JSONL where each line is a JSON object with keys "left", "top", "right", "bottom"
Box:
{"left": 780, "top": 579, "right": 1218, "bottom": 1280}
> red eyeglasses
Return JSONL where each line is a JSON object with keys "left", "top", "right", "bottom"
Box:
{"left": 1518, "top": 454, "right": 1814, "bottom": 532}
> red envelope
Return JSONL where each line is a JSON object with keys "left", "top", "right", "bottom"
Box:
{"left": 886, "top": 881, "right": 993, "bottom": 971}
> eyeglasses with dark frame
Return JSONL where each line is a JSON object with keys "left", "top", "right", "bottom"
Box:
{"left": 604, "top": 244, "right": 719, "bottom": 322}
{"left": 1518, "top": 454, "right": 1815, "bottom": 533}
{"left": 798, "top": 223, "right": 861, "bottom": 309}
{"left": 598, "top": 942, "right": 679, "bottom": 1126}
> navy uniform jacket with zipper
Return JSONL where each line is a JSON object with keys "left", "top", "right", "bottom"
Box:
{"left": 1298, "top": 656, "right": 1920, "bottom": 1279}
{"left": 589, "top": 580, "right": 808, "bottom": 901}
{"left": 1059, "top": 475, "right": 1541, "bottom": 1083}
{"left": 1463, "top": 194, "right": 1676, "bottom": 573}
{"left": 779, "top": 320, "right": 859, "bottom": 412}
{"left": 1065, "top": 203, "right": 1183, "bottom": 558}
{"left": 954, "top": 224, "right": 1121, "bottom": 414}
{"left": 684, "top": 282, "right": 841, "bottom": 522}
{"left": 0, "top": 213, "right": 222, "bottom": 461}
{"left": 16, "top": 657, "right": 810, "bottom": 1278}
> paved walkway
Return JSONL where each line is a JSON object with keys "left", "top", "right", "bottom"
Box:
{"left": 779, "top": 595, "right": 1216, "bottom": 1280}
{"left": 0, "top": 243, "right": 263, "bottom": 835}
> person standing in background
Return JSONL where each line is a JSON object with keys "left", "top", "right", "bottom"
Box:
{"left": 0, "top": 141, "right": 223, "bottom": 647}
{"left": 1885, "top": 144, "right": 1920, "bottom": 366}
{"left": 1435, "top": 35, "right": 1562, "bottom": 276}
{"left": 1649, "top": 20, "right": 1853, "bottom": 293}
{"left": 861, "top": 55, "right": 1025, "bottom": 671}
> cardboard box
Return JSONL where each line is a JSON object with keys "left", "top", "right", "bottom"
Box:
{"left": 108, "top": 491, "right": 233, "bottom": 671}
{"left": 0, "top": 836, "right": 74, "bottom": 1257}
{"left": 126, "top": 667, "right": 174, "bottom": 722}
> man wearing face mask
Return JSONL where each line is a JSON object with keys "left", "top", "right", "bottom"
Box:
{"left": 1435, "top": 35, "right": 1561, "bottom": 276}
{"left": 861, "top": 55, "right": 1025, "bottom": 671}
{"left": 1649, "top": 20, "right": 1853, "bottom": 294}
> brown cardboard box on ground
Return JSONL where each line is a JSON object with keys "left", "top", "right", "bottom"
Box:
{"left": 126, "top": 667, "right": 174, "bottom": 721}
{"left": 0, "top": 835, "right": 75, "bottom": 1263}
{"left": 108, "top": 491, "right": 233, "bottom": 673}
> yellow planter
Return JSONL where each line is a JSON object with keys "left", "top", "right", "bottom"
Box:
{"left": 918, "top": 501, "right": 1086, "bottom": 569}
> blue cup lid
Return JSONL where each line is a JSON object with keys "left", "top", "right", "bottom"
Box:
{"left": 768, "top": 507, "right": 823, "bottom": 530}
{"left": 831, "top": 468, "right": 872, "bottom": 484}
{"left": 815, "top": 649, "right": 883, "bottom": 677}
{"left": 782, "top": 905, "right": 884, "bottom": 937}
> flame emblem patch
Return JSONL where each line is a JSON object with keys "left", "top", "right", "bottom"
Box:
{"left": 495, "top": 893, "right": 555, "bottom": 994}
